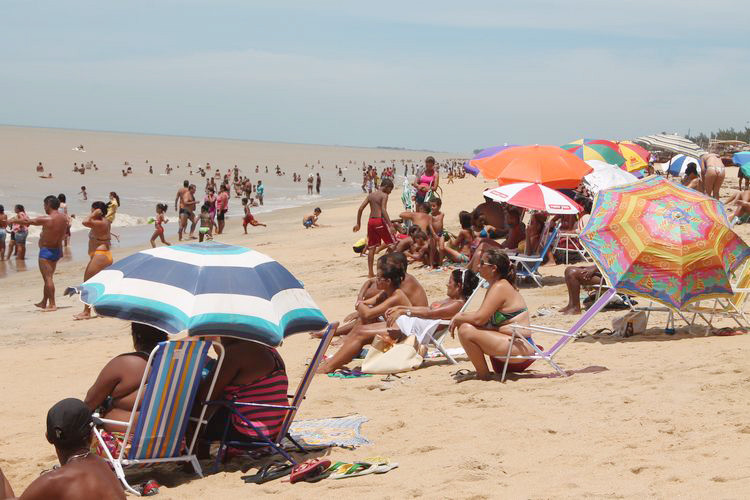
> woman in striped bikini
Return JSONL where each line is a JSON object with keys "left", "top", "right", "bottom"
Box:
{"left": 197, "top": 338, "right": 289, "bottom": 456}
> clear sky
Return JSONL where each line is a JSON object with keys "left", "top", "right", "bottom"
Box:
{"left": 2, "top": 0, "right": 748, "bottom": 153}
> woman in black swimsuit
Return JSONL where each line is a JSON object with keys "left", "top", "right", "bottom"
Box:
{"left": 450, "top": 249, "right": 532, "bottom": 380}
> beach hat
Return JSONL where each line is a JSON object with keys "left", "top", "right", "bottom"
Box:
{"left": 46, "top": 398, "right": 92, "bottom": 447}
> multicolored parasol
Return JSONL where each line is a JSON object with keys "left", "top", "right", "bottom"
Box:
{"left": 562, "top": 140, "right": 626, "bottom": 167}
{"left": 470, "top": 145, "right": 592, "bottom": 189}
{"left": 616, "top": 141, "right": 651, "bottom": 173}
{"left": 579, "top": 176, "right": 750, "bottom": 309}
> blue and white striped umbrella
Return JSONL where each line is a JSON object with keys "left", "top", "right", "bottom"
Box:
{"left": 78, "top": 242, "right": 328, "bottom": 346}
{"left": 667, "top": 154, "right": 701, "bottom": 177}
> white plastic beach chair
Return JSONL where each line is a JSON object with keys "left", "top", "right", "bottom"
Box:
{"left": 684, "top": 263, "right": 750, "bottom": 334}
{"left": 92, "top": 339, "right": 224, "bottom": 496}
{"left": 495, "top": 288, "right": 616, "bottom": 382}
{"left": 428, "top": 278, "right": 488, "bottom": 364}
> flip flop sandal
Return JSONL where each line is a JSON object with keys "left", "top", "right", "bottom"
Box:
{"left": 242, "top": 463, "right": 293, "bottom": 484}
{"left": 289, "top": 458, "right": 332, "bottom": 484}
{"left": 329, "top": 462, "right": 378, "bottom": 479}
{"left": 374, "top": 462, "right": 399, "bottom": 474}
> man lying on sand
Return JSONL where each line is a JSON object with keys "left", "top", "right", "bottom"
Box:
{"left": 0, "top": 398, "right": 125, "bottom": 499}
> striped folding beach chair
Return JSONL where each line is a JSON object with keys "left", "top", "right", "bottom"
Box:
{"left": 509, "top": 225, "right": 560, "bottom": 287}
{"left": 92, "top": 339, "right": 223, "bottom": 496}
{"left": 206, "top": 322, "right": 338, "bottom": 469}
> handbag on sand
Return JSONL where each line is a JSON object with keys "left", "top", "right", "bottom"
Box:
{"left": 611, "top": 310, "right": 647, "bottom": 337}
{"left": 361, "top": 335, "right": 423, "bottom": 374}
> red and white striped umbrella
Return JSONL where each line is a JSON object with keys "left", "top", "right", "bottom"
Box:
{"left": 484, "top": 182, "right": 581, "bottom": 214}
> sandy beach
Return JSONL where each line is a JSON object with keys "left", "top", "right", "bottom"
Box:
{"left": 2, "top": 130, "right": 750, "bottom": 499}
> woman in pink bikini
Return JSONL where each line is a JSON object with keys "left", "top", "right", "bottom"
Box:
{"left": 413, "top": 156, "right": 439, "bottom": 204}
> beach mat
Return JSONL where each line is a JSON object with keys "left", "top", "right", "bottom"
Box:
{"left": 283, "top": 415, "right": 371, "bottom": 450}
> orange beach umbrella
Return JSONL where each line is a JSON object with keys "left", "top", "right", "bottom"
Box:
{"left": 470, "top": 145, "right": 592, "bottom": 189}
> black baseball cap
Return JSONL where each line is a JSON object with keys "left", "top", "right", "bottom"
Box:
{"left": 46, "top": 398, "right": 92, "bottom": 447}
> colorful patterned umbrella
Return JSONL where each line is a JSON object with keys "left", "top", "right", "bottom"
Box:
{"left": 463, "top": 145, "right": 518, "bottom": 176}
{"left": 561, "top": 141, "right": 626, "bottom": 166}
{"left": 469, "top": 145, "right": 592, "bottom": 189}
{"left": 579, "top": 176, "right": 750, "bottom": 309}
{"left": 75, "top": 242, "right": 328, "bottom": 346}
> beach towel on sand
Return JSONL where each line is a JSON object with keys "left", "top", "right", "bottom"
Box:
{"left": 283, "top": 415, "right": 371, "bottom": 449}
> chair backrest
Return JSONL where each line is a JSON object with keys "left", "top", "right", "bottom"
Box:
{"left": 546, "top": 287, "right": 616, "bottom": 356}
{"left": 730, "top": 262, "right": 750, "bottom": 308}
{"left": 126, "top": 340, "right": 212, "bottom": 460}
{"left": 274, "top": 323, "right": 337, "bottom": 445}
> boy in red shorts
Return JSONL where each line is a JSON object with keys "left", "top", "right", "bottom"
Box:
{"left": 353, "top": 178, "right": 394, "bottom": 277}
{"left": 242, "top": 197, "right": 267, "bottom": 234}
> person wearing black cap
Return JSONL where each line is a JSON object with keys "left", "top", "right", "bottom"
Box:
{"left": 0, "top": 398, "right": 124, "bottom": 499}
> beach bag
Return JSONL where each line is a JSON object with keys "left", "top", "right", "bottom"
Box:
{"left": 611, "top": 310, "right": 647, "bottom": 337}
{"left": 361, "top": 335, "right": 423, "bottom": 374}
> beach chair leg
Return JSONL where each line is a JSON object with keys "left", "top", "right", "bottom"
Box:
{"left": 189, "top": 455, "right": 204, "bottom": 478}
{"left": 435, "top": 339, "right": 457, "bottom": 364}
{"left": 284, "top": 433, "right": 308, "bottom": 454}
{"left": 546, "top": 357, "right": 568, "bottom": 378}
{"left": 500, "top": 331, "right": 516, "bottom": 383}
{"left": 113, "top": 461, "right": 140, "bottom": 496}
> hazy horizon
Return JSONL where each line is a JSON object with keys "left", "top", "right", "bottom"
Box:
{"left": 2, "top": 1, "right": 748, "bottom": 152}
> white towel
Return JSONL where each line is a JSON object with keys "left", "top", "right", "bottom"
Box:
{"left": 395, "top": 316, "right": 443, "bottom": 345}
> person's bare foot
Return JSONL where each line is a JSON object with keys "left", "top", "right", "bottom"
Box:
{"left": 560, "top": 307, "right": 581, "bottom": 315}
{"left": 34, "top": 301, "right": 47, "bottom": 309}
{"left": 41, "top": 306, "right": 57, "bottom": 312}
{"left": 310, "top": 329, "right": 326, "bottom": 339}
{"left": 73, "top": 312, "right": 93, "bottom": 320}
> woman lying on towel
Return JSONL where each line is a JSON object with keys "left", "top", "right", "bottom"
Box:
{"left": 84, "top": 323, "right": 168, "bottom": 457}
{"left": 317, "top": 255, "right": 411, "bottom": 373}
{"left": 450, "top": 249, "right": 533, "bottom": 381}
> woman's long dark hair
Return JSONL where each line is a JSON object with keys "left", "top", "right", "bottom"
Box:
{"left": 483, "top": 248, "right": 517, "bottom": 288}
{"left": 109, "top": 192, "right": 121, "bottom": 207}
{"left": 451, "top": 269, "right": 480, "bottom": 300}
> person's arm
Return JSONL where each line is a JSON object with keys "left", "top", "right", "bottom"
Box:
{"left": 386, "top": 300, "right": 463, "bottom": 326}
{"left": 450, "top": 282, "right": 505, "bottom": 334}
{"left": 382, "top": 194, "right": 392, "bottom": 227}
{"left": 399, "top": 211, "right": 415, "bottom": 221}
{"left": 353, "top": 197, "right": 369, "bottom": 232}
{"left": 355, "top": 278, "right": 377, "bottom": 303}
{"left": 0, "top": 465, "right": 15, "bottom": 499}
{"left": 357, "top": 291, "right": 409, "bottom": 321}
{"left": 83, "top": 358, "right": 123, "bottom": 410}
{"left": 175, "top": 192, "right": 180, "bottom": 211}
{"left": 432, "top": 171, "right": 440, "bottom": 191}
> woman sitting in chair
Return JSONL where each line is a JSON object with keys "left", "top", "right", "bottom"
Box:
{"left": 84, "top": 323, "right": 168, "bottom": 456}
{"left": 450, "top": 249, "right": 533, "bottom": 381}
{"left": 197, "top": 338, "right": 289, "bottom": 454}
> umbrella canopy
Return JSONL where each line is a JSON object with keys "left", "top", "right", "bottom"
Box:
{"left": 484, "top": 182, "right": 581, "bottom": 214}
{"left": 463, "top": 145, "right": 518, "bottom": 176}
{"left": 616, "top": 141, "right": 651, "bottom": 173}
{"left": 635, "top": 134, "right": 707, "bottom": 158}
{"left": 561, "top": 142, "right": 626, "bottom": 166}
{"left": 579, "top": 176, "right": 750, "bottom": 309}
{"left": 733, "top": 151, "right": 750, "bottom": 166}
{"left": 470, "top": 145, "right": 592, "bottom": 189}
{"left": 666, "top": 154, "right": 701, "bottom": 177}
{"left": 583, "top": 165, "right": 639, "bottom": 194}
{"left": 77, "top": 242, "right": 328, "bottom": 346}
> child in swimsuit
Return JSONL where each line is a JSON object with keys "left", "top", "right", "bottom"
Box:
{"left": 199, "top": 204, "right": 212, "bottom": 242}
{"left": 150, "top": 203, "right": 171, "bottom": 248}
{"left": 303, "top": 208, "right": 321, "bottom": 229}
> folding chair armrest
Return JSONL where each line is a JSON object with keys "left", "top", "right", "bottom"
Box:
{"left": 92, "top": 417, "right": 129, "bottom": 428}
{"left": 510, "top": 324, "right": 570, "bottom": 336}
{"left": 509, "top": 255, "right": 542, "bottom": 263}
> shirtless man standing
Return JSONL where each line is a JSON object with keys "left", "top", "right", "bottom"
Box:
{"left": 9, "top": 195, "right": 67, "bottom": 311}
{"left": 0, "top": 398, "right": 125, "bottom": 499}
{"left": 178, "top": 184, "right": 198, "bottom": 240}
{"left": 353, "top": 178, "right": 394, "bottom": 277}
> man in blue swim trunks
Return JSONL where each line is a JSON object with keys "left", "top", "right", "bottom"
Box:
{"left": 9, "top": 195, "right": 68, "bottom": 311}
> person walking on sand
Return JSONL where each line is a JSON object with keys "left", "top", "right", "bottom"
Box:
{"left": 150, "top": 203, "right": 171, "bottom": 247}
{"left": 353, "top": 178, "right": 395, "bottom": 278}
{"left": 74, "top": 201, "right": 112, "bottom": 320}
{"left": 256, "top": 180, "right": 264, "bottom": 205}
{"left": 9, "top": 195, "right": 67, "bottom": 311}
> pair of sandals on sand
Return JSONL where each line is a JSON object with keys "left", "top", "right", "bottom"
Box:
{"left": 242, "top": 457, "right": 398, "bottom": 484}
